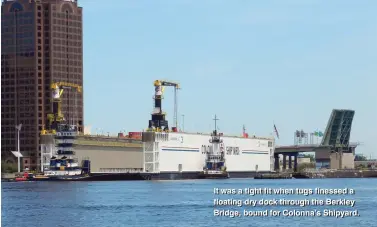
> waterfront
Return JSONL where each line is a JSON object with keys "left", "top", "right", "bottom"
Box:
{"left": 2, "top": 178, "right": 377, "bottom": 227}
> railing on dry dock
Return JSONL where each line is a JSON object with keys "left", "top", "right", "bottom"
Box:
{"left": 74, "top": 138, "right": 142, "bottom": 148}
{"left": 92, "top": 168, "right": 144, "bottom": 174}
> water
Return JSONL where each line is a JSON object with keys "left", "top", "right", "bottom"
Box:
{"left": 2, "top": 178, "right": 377, "bottom": 227}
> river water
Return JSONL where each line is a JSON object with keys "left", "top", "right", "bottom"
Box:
{"left": 2, "top": 178, "right": 377, "bottom": 227}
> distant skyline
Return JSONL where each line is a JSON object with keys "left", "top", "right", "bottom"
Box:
{"left": 80, "top": 0, "right": 376, "bottom": 157}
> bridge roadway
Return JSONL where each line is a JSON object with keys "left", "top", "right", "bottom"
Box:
{"left": 275, "top": 144, "right": 331, "bottom": 153}
{"left": 275, "top": 142, "right": 359, "bottom": 154}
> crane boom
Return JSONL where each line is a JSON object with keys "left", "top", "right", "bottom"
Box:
{"left": 42, "top": 82, "right": 82, "bottom": 135}
{"left": 148, "top": 80, "right": 180, "bottom": 132}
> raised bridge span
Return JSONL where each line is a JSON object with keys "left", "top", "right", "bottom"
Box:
{"left": 274, "top": 109, "right": 357, "bottom": 171}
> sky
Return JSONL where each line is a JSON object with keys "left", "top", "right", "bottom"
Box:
{"left": 80, "top": 0, "right": 377, "bottom": 157}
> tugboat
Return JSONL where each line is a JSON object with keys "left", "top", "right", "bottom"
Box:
{"left": 42, "top": 123, "right": 91, "bottom": 181}
{"left": 198, "top": 115, "right": 229, "bottom": 179}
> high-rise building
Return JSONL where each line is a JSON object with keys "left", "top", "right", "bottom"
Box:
{"left": 1, "top": 0, "right": 84, "bottom": 170}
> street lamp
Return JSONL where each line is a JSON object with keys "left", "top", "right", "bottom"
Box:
{"left": 15, "top": 124, "right": 22, "bottom": 172}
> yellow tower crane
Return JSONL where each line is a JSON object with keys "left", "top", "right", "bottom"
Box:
{"left": 41, "top": 82, "right": 82, "bottom": 135}
{"left": 148, "top": 80, "right": 180, "bottom": 132}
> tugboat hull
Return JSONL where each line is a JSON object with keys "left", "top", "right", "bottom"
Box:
{"left": 198, "top": 172, "right": 229, "bottom": 179}
{"left": 29, "top": 173, "right": 145, "bottom": 181}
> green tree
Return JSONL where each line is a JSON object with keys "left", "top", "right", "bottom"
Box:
{"left": 1, "top": 161, "right": 18, "bottom": 173}
{"left": 298, "top": 163, "right": 316, "bottom": 172}
{"left": 355, "top": 155, "right": 367, "bottom": 161}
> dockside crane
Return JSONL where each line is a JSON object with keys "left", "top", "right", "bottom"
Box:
{"left": 148, "top": 80, "right": 180, "bottom": 132}
{"left": 41, "top": 82, "right": 82, "bottom": 135}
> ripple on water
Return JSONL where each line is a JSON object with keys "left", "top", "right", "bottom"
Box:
{"left": 2, "top": 179, "right": 377, "bottom": 227}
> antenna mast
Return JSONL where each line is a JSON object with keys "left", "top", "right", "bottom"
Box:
{"left": 213, "top": 115, "right": 219, "bottom": 134}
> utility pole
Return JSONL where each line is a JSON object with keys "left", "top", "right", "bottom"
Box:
{"left": 15, "top": 124, "right": 22, "bottom": 172}
{"left": 181, "top": 114, "right": 185, "bottom": 132}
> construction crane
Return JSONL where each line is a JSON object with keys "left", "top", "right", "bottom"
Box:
{"left": 42, "top": 82, "right": 82, "bottom": 135}
{"left": 148, "top": 80, "right": 180, "bottom": 132}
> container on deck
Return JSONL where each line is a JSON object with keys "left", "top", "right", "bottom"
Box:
{"left": 118, "top": 133, "right": 124, "bottom": 138}
{"left": 129, "top": 132, "right": 142, "bottom": 138}
{"left": 172, "top": 127, "right": 178, "bottom": 132}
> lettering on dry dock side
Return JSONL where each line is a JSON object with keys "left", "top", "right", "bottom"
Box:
{"left": 212, "top": 187, "right": 360, "bottom": 218}
{"left": 226, "top": 146, "right": 240, "bottom": 155}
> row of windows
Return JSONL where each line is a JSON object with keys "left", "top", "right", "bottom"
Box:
{"left": 53, "top": 13, "right": 81, "bottom": 21}
{"left": 1, "top": 74, "right": 36, "bottom": 80}
{"left": 53, "top": 59, "right": 81, "bottom": 65}
{"left": 53, "top": 19, "right": 81, "bottom": 26}
{"left": 2, "top": 139, "right": 37, "bottom": 146}
{"left": 54, "top": 25, "right": 81, "bottom": 33}
{"left": 2, "top": 46, "right": 35, "bottom": 53}
{"left": 3, "top": 29, "right": 33, "bottom": 37}
{"left": 2, "top": 11, "right": 34, "bottom": 19}
{"left": 52, "top": 74, "right": 81, "bottom": 80}
{"left": 2, "top": 50, "right": 81, "bottom": 61}
{"left": 53, "top": 66, "right": 82, "bottom": 72}
{"left": 1, "top": 52, "right": 35, "bottom": 59}
{"left": 1, "top": 83, "right": 35, "bottom": 88}
{"left": 2, "top": 106, "right": 35, "bottom": 112}
{"left": 28, "top": 65, "right": 79, "bottom": 74}
{"left": 1, "top": 26, "right": 34, "bottom": 34}
{"left": 2, "top": 124, "right": 37, "bottom": 131}
{"left": 1, "top": 17, "right": 34, "bottom": 25}
{"left": 2, "top": 99, "right": 36, "bottom": 105}
{"left": 1, "top": 92, "right": 38, "bottom": 99}
{"left": 52, "top": 38, "right": 81, "bottom": 47}
{"left": 2, "top": 39, "right": 34, "bottom": 46}
{"left": 52, "top": 52, "right": 81, "bottom": 59}
{"left": 1, "top": 133, "right": 36, "bottom": 141}
{"left": 52, "top": 33, "right": 82, "bottom": 41}
{"left": 16, "top": 86, "right": 36, "bottom": 91}
{"left": 2, "top": 66, "right": 35, "bottom": 74}
{"left": 1, "top": 129, "right": 37, "bottom": 135}
{"left": 2, "top": 112, "right": 35, "bottom": 118}
{"left": 2, "top": 105, "right": 50, "bottom": 113}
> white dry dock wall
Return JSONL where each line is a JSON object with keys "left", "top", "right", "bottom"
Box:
{"left": 157, "top": 132, "right": 273, "bottom": 172}
{"left": 222, "top": 136, "right": 273, "bottom": 172}
{"left": 158, "top": 133, "right": 206, "bottom": 172}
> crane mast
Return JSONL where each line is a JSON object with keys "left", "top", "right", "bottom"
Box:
{"left": 148, "top": 80, "right": 180, "bottom": 132}
{"left": 42, "top": 82, "right": 82, "bottom": 135}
